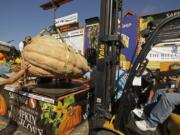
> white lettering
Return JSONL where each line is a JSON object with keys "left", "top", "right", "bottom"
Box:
{"left": 8, "top": 105, "right": 43, "bottom": 135}
{"left": 122, "top": 23, "right": 132, "bottom": 29}
{"left": 166, "top": 11, "right": 180, "bottom": 18}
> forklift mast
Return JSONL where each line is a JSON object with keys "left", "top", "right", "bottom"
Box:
{"left": 40, "top": 0, "right": 124, "bottom": 132}
{"left": 94, "top": 0, "right": 123, "bottom": 129}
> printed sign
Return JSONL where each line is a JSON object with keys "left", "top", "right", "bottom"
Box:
{"left": 55, "top": 13, "right": 78, "bottom": 27}
{"left": 58, "top": 22, "right": 79, "bottom": 32}
{"left": 118, "top": 16, "right": 138, "bottom": 71}
{"left": 7, "top": 92, "right": 43, "bottom": 135}
{"left": 85, "top": 23, "right": 99, "bottom": 52}
{"left": 62, "top": 28, "right": 84, "bottom": 37}
{"left": 139, "top": 9, "right": 180, "bottom": 69}
{"left": 8, "top": 104, "right": 43, "bottom": 135}
{"left": 4, "top": 84, "right": 55, "bottom": 104}
{"left": 53, "top": 28, "right": 85, "bottom": 55}
{"left": 141, "top": 9, "right": 180, "bottom": 43}
{"left": 142, "top": 9, "right": 180, "bottom": 24}
{"left": 147, "top": 44, "right": 180, "bottom": 61}
{"left": 0, "top": 87, "right": 93, "bottom": 135}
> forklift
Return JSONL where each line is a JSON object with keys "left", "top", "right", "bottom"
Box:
{"left": 0, "top": 0, "right": 179, "bottom": 135}
{"left": 89, "top": 0, "right": 180, "bottom": 135}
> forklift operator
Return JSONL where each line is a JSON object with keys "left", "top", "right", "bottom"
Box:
{"left": 135, "top": 81, "right": 180, "bottom": 132}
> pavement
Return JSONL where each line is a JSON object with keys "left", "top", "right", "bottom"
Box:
{"left": 0, "top": 116, "right": 89, "bottom": 135}
{"left": 0, "top": 116, "right": 29, "bottom": 135}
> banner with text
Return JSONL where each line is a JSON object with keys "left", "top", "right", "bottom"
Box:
{"left": 118, "top": 16, "right": 138, "bottom": 71}
{"left": 52, "top": 28, "right": 85, "bottom": 55}
{"left": 55, "top": 13, "right": 78, "bottom": 27}
{"left": 147, "top": 44, "right": 180, "bottom": 61}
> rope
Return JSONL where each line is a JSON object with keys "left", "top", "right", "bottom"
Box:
{"left": 38, "top": 26, "right": 83, "bottom": 75}
{"left": 56, "top": 28, "right": 71, "bottom": 74}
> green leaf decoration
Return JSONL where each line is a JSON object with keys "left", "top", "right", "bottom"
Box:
{"left": 39, "top": 101, "right": 44, "bottom": 107}
{"left": 44, "top": 112, "right": 49, "bottom": 119}
{"left": 64, "top": 96, "right": 75, "bottom": 108}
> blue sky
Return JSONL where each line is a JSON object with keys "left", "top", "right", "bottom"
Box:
{"left": 0, "top": 0, "right": 180, "bottom": 48}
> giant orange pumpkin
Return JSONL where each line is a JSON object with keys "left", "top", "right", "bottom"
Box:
{"left": 23, "top": 35, "right": 89, "bottom": 78}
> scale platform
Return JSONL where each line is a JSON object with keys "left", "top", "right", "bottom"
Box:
{"left": 30, "top": 82, "right": 85, "bottom": 98}
{"left": 21, "top": 79, "right": 90, "bottom": 99}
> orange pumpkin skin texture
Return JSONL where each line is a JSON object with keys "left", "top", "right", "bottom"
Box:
{"left": 0, "top": 94, "right": 7, "bottom": 116}
{"left": 23, "top": 35, "right": 89, "bottom": 78}
{"left": 58, "top": 105, "right": 82, "bottom": 135}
